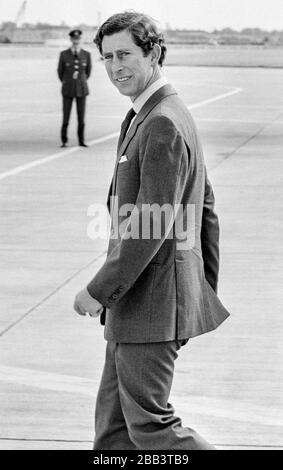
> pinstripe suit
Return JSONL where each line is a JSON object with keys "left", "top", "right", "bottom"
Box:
{"left": 89, "top": 83, "right": 230, "bottom": 450}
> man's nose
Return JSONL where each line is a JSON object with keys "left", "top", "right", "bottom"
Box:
{"left": 111, "top": 57, "right": 123, "bottom": 75}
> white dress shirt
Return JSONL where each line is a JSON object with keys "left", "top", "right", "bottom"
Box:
{"left": 133, "top": 75, "right": 168, "bottom": 114}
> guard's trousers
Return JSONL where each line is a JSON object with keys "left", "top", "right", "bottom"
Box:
{"left": 61, "top": 96, "right": 86, "bottom": 144}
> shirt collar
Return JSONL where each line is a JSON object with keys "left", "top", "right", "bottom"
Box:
{"left": 132, "top": 76, "right": 168, "bottom": 114}
{"left": 71, "top": 47, "right": 81, "bottom": 54}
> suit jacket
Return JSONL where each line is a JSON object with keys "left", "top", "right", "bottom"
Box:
{"left": 87, "top": 84, "right": 230, "bottom": 342}
{"left": 57, "top": 48, "right": 91, "bottom": 98}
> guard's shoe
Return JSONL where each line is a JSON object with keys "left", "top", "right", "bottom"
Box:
{"left": 61, "top": 143, "right": 67, "bottom": 148}
{"left": 79, "top": 143, "right": 88, "bottom": 147}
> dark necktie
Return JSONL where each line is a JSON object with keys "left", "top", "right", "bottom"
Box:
{"left": 117, "top": 108, "right": 136, "bottom": 151}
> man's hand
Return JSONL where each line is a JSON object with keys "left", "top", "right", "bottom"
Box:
{"left": 74, "top": 288, "right": 103, "bottom": 318}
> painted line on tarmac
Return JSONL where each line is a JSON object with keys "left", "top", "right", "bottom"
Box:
{"left": 0, "top": 251, "right": 106, "bottom": 338}
{"left": 0, "top": 132, "right": 119, "bottom": 182}
{"left": 0, "top": 437, "right": 92, "bottom": 443}
{"left": 0, "top": 112, "right": 124, "bottom": 119}
{"left": 196, "top": 117, "right": 283, "bottom": 125}
{"left": 0, "top": 87, "right": 242, "bottom": 182}
{"left": 0, "top": 437, "right": 280, "bottom": 450}
{"left": 205, "top": 104, "right": 283, "bottom": 109}
{"left": 188, "top": 86, "right": 242, "bottom": 110}
{"left": 0, "top": 364, "right": 282, "bottom": 427}
{"left": 0, "top": 365, "right": 98, "bottom": 395}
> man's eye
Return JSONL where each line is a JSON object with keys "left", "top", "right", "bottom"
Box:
{"left": 104, "top": 55, "right": 112, "bottom": 61}
{"left": 120, "top": 52, "right": 129, "bottom": 57}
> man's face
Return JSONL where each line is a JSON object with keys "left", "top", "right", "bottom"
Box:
{"left": 101, "top": 30, "right": 154, "bottom": 100}
{"left": 71, "top": 37, "right": 81, "bottom": 48}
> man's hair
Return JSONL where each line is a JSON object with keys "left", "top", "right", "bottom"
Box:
{"left": 94, "top": 11, "right": 167, "bottom": 67}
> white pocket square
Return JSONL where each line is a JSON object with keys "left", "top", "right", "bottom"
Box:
{"left": 119, "top": 155, "right": 128, "bottom": 163}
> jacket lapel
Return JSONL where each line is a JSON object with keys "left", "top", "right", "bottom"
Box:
{"left": 117, "top": 84, "right": 177, "bottom": 161}
{"left": 108, "top": 84, "right": 178, "bottom": 213}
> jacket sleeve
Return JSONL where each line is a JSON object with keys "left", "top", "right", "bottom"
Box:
{"left": 86, "top": 52, "right": 92, "bottom": 79}
{"left": 87, "top": 115, "right": 185, "bottom": 307}
{"left": 57, "top": 52, "right": 64, "bottom": 82}
{"left": 201, "top": 167, "right": 220, "bottom": 293}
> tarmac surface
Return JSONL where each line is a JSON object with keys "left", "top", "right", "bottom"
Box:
{"left": 0, "top": 48, "right": 283, "bottom": 450}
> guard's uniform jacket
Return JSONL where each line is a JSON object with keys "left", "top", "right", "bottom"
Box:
{"left": 58, "top": 48, "right": 91, "bottom": 97}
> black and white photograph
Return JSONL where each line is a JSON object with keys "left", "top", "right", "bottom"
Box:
{"left": 0, "top": 0, "right": 282, "bottom": 455}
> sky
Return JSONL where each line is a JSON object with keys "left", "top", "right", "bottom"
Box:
{"left": 1, "top": 0, "right": 283, "bottom": 31}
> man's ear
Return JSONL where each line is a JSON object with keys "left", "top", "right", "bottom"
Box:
{"left": 151, "top": 43, "right": 161, "bottom": 66}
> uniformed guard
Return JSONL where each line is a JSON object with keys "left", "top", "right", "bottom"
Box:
{"left": 57, "top": 29, "right": 92, "bottom": 147}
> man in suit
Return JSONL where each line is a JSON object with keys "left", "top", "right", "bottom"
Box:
{"left": 73, "top": 11, "right": 230, "bottom": 450}
{"left": 57, "top": 29, "right": 92, "bottom": 147}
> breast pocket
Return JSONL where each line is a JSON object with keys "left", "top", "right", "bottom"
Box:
{"left": 117, "top": 160, "right": 131, "bottom": 173}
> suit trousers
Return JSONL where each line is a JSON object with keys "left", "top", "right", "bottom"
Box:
{"left": 61, "top": 96, "right": 86, "bottom": 144}
{"left": 93, "top": 340, "right": 216, "bottom": 450}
